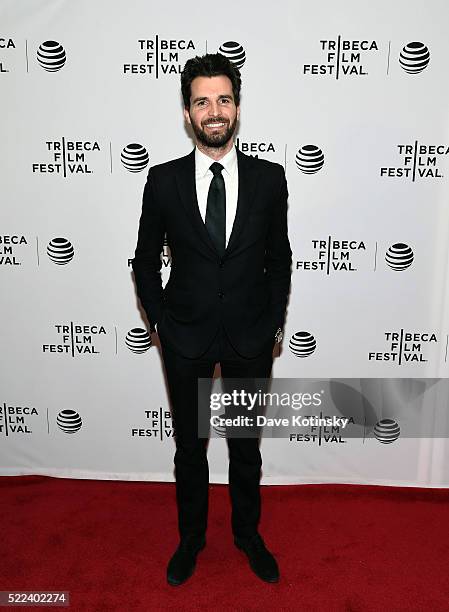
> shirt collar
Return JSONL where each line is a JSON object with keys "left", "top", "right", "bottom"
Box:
{"left": 195, "top": 143, "right": 237, "bottom": 179}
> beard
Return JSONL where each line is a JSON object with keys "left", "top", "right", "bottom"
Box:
{"left": 190, "top": 114, "right": 238, "bottom": 148}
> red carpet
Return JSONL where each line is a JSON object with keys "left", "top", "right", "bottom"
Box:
{"left": 2, "top": 476, "right": 449, "bottom": 611}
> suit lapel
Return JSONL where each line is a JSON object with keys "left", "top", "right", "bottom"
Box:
{"left": 175, "top": 149, "right": 217, "bottom": 256}
{"left": 226, "top": 148, "right": 258, "bottom": 255}
{"left": 175, "top": 147, "right": 259, "bottom": 258}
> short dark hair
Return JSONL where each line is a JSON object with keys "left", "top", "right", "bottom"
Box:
{"left": 181, "top": 53, "right": 241, "bottom": 109}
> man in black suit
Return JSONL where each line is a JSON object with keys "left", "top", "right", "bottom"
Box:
{"left": 132, "top": 53, "right": 292, "bottom": 585}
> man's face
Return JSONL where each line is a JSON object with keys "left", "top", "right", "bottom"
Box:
{"left": 184, "top": 75, "right": 240, "bottom": 148}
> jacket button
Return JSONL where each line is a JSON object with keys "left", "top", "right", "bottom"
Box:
{"left": 218, "top": 292, "right": 224, "bottom": 299}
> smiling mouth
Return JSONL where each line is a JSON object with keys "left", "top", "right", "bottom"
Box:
{"left": 204, "top": 122, "right": 226, "bottom": 128}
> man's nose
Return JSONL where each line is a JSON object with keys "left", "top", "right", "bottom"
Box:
{"left": 208, "top": 101, "right": 220, "bottom": 116}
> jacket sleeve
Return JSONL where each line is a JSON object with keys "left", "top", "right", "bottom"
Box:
{"left": 264, "top": 165, "right": 292, "bottom": 329}
{"left": 132, "top": 168, "right": 165, "bottom": 331}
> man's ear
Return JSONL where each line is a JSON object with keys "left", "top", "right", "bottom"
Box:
{"left": 183, "top": 107, "right": 191, "bottom": 125}
{"left": 236, "top": 105, "right": 240, "bottom": 121}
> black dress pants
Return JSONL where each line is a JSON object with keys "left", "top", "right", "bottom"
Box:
{"left": 159, "top": 326, "right": 273, "bottom": 540}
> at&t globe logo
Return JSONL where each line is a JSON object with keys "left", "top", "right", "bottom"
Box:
{"left": 218, "top": 41, "right": 246, "bottom": 69}
{"left": 121, "top": 144, "right": 149, "bottom": 172}
{"left": 373, "top": 418, "right": 400, "bottom": 444}
{"left": 385, "top": 243, "right": 414, "bottom": 271}
{"left": 57, "top": 409, "right": 82, "bottom": 433}
{"left": 399, "top": 42, "right": 430, "bottom": 74}
{"left": 295, "top": 145, "right": 324, "bottom": 174}
{"left": 47, "top": 238, "right": 74, "bottom": 265}
{"left": 37, "top": 40, "right": 66, "bottom": 71}
{"left": 289, "top": 331, "right": 317, "bottom": 357}
{"left": 125, "top": 328, "right": 152, "bottom": 353}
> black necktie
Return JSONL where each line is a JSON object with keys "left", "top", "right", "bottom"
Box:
{"left": 205, "top": 162, "right": 226, "bottom": 256}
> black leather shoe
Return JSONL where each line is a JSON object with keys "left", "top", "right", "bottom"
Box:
{"left": 234, "top": 533, "right": 279, "bottom": 583}
{"left": 166, "top": 536, "right": 206, "bottom": 586}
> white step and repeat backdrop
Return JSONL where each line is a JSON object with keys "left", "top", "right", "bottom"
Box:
{"left": 2, "top": 0, "right": 449, "bottom": 486}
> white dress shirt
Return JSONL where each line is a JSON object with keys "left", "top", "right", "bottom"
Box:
{"left": 195, "top": 143, "right": 239, "bottom": 247}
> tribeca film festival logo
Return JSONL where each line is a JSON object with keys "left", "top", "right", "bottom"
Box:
{"left": 42, "top": 323, "right": 108, "bottom": 356}
{"left": 380, "top": 142, "right": 448, "bottom": 181}
{"left": 302, "top": 37, "right": 379, "bottom": 78}
{"left": 0, "top": 36, "right": 16, "bottom": 73}
{"left": 302, "top": 39, "right": 429, "bottom": 79}
{"left": 131, "top": 407, "right": 174, "bottom": 439}
{"left": 0, "top": 235, "right": 28, "bottom": 266}
{"left": 235, "top": 138, "right": 279, "bottom": 162}
{"left": 291, "top": 416, "right": 400, "bottom": 445}
{"left": 296, "top": 238, "right": 367, "bottom": 273}
{"left": 161, "top": 235, "right": 171, "bottom": 267}
{"left": 295, "top": 240, "right": 414, "bottom": 274}
{"left": 128, "top": 234, "right": 171, "bottom": 270}
{"left": 0, "top": 235, "right": 77, "bottom": 267}
{"left": 32, "top": 138, "right": 102, "bottom": 176}
{"left": 1, "top": 38, "right": 67, "bottom": 73}
{"left": 289, "top": 412, "right": 355, "bottom": 444}
{"left": 368, "top": 330, "right": 437, "bottom": 364}
{"left": 123, "top": 36, "right": 197, "bottom": 77}
{"left": 0, "top": 402, "right": 39, "bottom": 436}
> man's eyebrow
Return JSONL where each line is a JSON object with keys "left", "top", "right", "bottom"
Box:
{"left": 192, "top": 96, "right": 208, "bottom": 104}
{"left": 191, "top": 94, "right": 233, "bottom": 104}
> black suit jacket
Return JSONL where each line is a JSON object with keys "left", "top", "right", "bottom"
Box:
{"left": 132, "top": 147, "right": 292, "bottom": 359}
